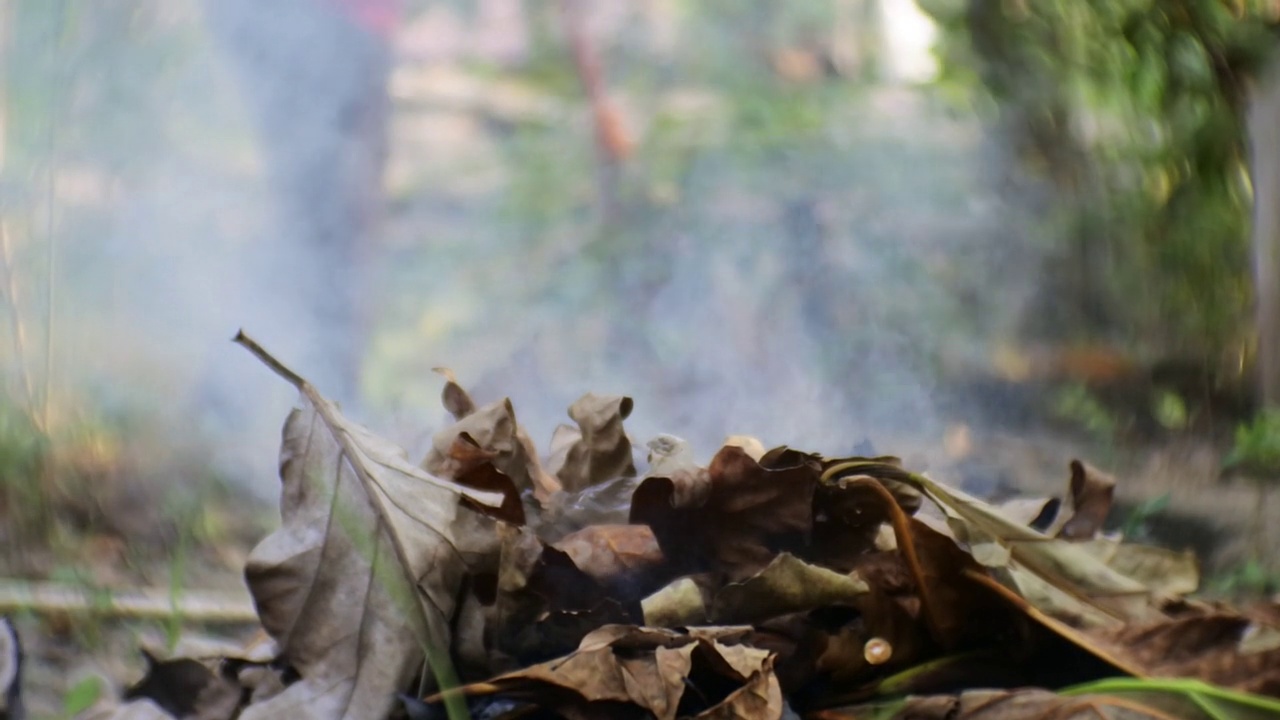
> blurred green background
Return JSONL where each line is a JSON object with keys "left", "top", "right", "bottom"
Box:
{"left": 2, "top": 0, "right": 1280, "bottom": 576}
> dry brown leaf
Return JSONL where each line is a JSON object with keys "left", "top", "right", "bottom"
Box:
{"left": 424, "top": 625, "right": 781, "bottom": 720}
{"left": 1056, "top": 460, "right": 1116, "bottom": 540}
{"left": 432, "top": 367, "right": 476, "bottom": 420}
{"left": 880, "top": 688, "right": 1187, "bottom": 720}
{"left": 723, "top": 435, "right": 767, "bottom": 461}
{"left": 642, "top": 576, "right": 712, "bottom": 627}
{"left": 549, "top": 393, "right": 637, "bottom": 493}
{"left": 423, "top": 374, "right": 561, "bottom": 503}
{"left": 1077, "top": 539, "right": 1199, "bottom": 597}
{"left": 631, "top": 445, "right": 818, "bottom": 579}
{"left": 551, "top": 524, "right": 666, "bottom": 600}
{"left": 1094, "top": 610, "right": 1280, "bottom": 695}
{"left": 909, "top": 472, "right": 1163, "bottom": 627}
{"left": 710, "top": 553, "right": 869, "bottom": 625}
{"left": 121, "top": 651, "right": 240, "bottom": 720}
{"left": 995, "top": 496, "right": 1061, "bottom": 529}
{"left": 234, "top": 332, "right": 509, "bottom": 720}
{"left": 488, "top": 524, "right": 636, "bottom": 662}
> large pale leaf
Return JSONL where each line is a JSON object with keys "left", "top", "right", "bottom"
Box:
{"left": 900, "top": 470, "right": 1163, "bottom": 626}
{"left": 235, "top": 332, "right": 508, "bottom": 720}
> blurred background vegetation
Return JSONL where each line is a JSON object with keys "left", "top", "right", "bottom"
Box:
{"left": 2, "top": 0, "right": 1280, "bottom": 587}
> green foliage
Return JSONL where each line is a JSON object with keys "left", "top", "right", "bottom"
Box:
{"left": 1209, "top": 557, "right": 1280, "bottom": 597}
{"left": 1119, "top": 491, "right": 1171, "bottom": 539}
{"left": 1152, "top": 389, "right": 1189, "bottom": 430}
{"left": 1053, "top": 382, "right": 1121, "bottom": 438}
{"left": 922, "top": 0, "right": 1280, "bottom": 354}
{"left": 1223, "top": 408, "right": 1280, "bottom": 479}
{"left": 61, "top": 675, "right": 106, "bottom": 719}
{"left": 0, "top": 399, "right": 51, "bottom": 541}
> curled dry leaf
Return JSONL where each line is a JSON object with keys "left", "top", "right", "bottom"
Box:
{"left": 908, "top": 471, "right": 1165, "bottom": 627}
{"left": 550, "top": 523, "right": 666, "bottom": 601}
{"left": 710, "top": 553, "right": 869, "bottom": 625}
{"left": 432, "top": 367, "right": 476, "bottom": 420}
{"left": 233, "top": 332, "right": 510, "bottom": 720}
{"left": 646, "top": 434, "right": 699, "bottom": 475}
{"left": 423, "top": 373, "right": 561, "bottom": 503}
{"left": 548, "top": 393, "right": 638, "bottom": 493}
{"left": 1055, "top": 460, "right": 1117, "bottom": 540}
{"left": 642, "top": 576, "right": 712, "bottom": 628}
{"left": 631, "top": 445, "right": 818, "bottom": 579}
{"left": 488, "top": 523, "right": 636, "bottom": 662}
{"left": 122, "top": 650, "right": 242, "bottom": 720}
{"left": 423, "top": 625, "right": 782, "bottom": 720}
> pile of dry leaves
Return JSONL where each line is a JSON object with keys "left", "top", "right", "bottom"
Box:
{"left": 25, "top": 333, "right": 1280, "bottom": 719}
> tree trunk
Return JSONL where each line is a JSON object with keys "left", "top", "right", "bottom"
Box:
{"left": 1249, "top": 56, "right": 1280, "bottom": 409}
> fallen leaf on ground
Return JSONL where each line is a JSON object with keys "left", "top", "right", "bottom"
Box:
{"left": 122, "top": 650, "right": 239, "bottom": 720}
{"left": 909, "top": 471, "right": 1164, "bottom": 626}
{"left": 710, "top": 553, "right": 869, "bottom": 625}
{"left": 823, "top": 686, "right": 1210, "bottom": 719}
{"left": 548, "top": 393, "right": 638, "bottom": 493}
{"left": 234, "top": 332, "right": 509, "bottom": 720}
{"left": 631, "top": 445, "right": 819, "bottom": 579}
{"left": 551, "top": 523, "right": 667, "bottom": 601}
{"left": 422, "top": 373, "right": 561, "bottom": 503}
{"left": 422, "top": 625, "right": 782, "bottom": 720}
{"left": 1055, "top": 460, "right": 1117, "bottom": 540}
{"left": 643, "top": 576, "right": 712, "bottom": 627}
{"left": 1077, "top": 538, "right": 1199, "bottom": 597}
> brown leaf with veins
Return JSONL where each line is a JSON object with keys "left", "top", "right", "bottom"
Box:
{"left": 233, "top": 332, "right": 509, "bottom": 720}
{"left": 631, "top": 445, "right": 819, "bottom": 580}
{"left": 1095, "top": 609, "right": 1280, "bottom": 696}
{"left": 549, "top": 393, "right": 638, "bottom": 493}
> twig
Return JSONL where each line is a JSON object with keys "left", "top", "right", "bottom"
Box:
{"left": 0, "top": 580, "right": 258, "bottom": 624}
{"left": 232, "top": 330, "right": 306, "bottom": 389}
